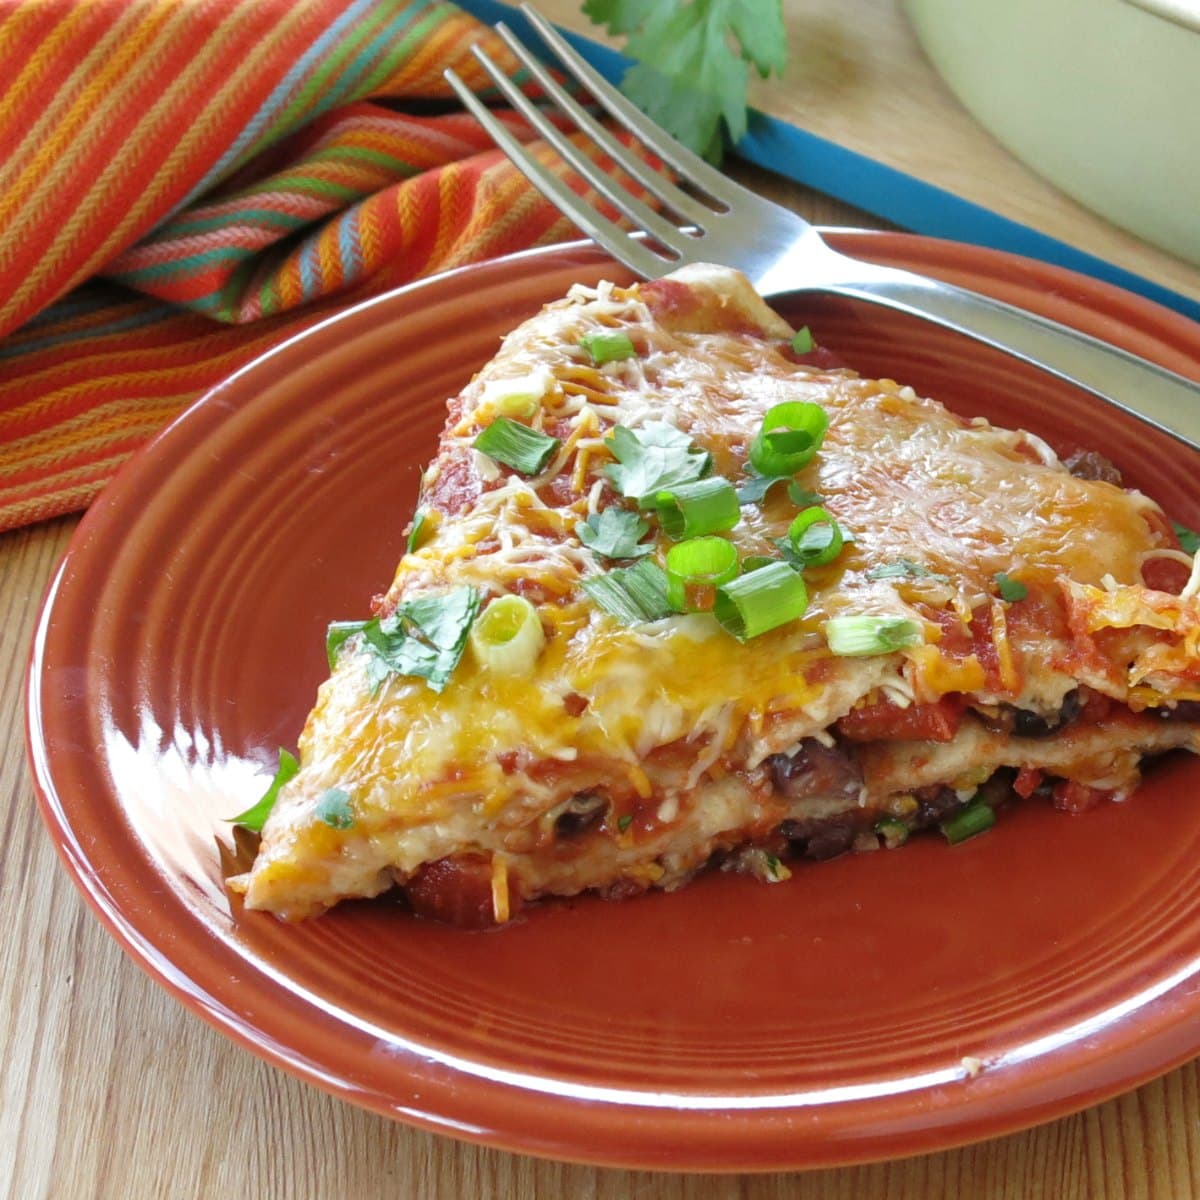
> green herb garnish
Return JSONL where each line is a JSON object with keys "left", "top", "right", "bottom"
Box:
{"left": 407, "top": 508, "right": 429, "bottom": 554}
{"left": 748, "top": 401, "right": 828, "bottom": 478}
{"left": 473, "top": 417, "right": 560, "bottom": 475}
{"left": 1173, "top": 520, "right": 1200, "bottom": 555}
{"left": 617, "top": 813, "right": 634, "bottom": 833}
{"left": 332, "top": 586, "right": 481, "bottom": 694}
{"left": 665, "top": 535, "right": 739, "bottom": 611}
{"left": 580, "top": 330, "right": 636, "bottom": 364}
{"left": 582, "top": 0, "right": 787, "bottom": 162}
{"left": 940, "top": 799, "right": 996, "bottom": 845}
{"left": 735, "top": 469, "right": 791, "bottom": 506}
{"left": 576, "top": 508, "right": 653, "bottom": 559}
{"left": 790, "top": 326, "right": 814, "bottom": 354}
{"left": 865, "top": 559, "right": 949, "bottom": 584}
{"left": 787, "top": 506, "right": 845, "bottom": 567}
{"left": 994, "top": 572, "right": 1028, "bottom": 602}
{"left": 605, "top": 422, "right": 711, "bottom": 504}
{"left": 230, "top": 748, "right": 298, "bottom": 833}
{"left": 655, "top": 476, "right": 740, "bottom": 540}
{"left": 713, "top": 560, "right": 808, "bottom": 640}
{"left": 315, "top": 788, "right": 355, "bottom": 830}
{"left": 824, "top": 615, "right": 924, "bottom": 656}
{"left": 582, "top": 559, "right": 673, "bottom": 625}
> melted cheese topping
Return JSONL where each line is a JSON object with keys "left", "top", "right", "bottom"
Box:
{"left": 235, "top": 265, "right": 1189, "bottom": 918}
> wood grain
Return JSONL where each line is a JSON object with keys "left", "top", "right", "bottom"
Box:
{"left": 4, "top": 172, "right": 1200, "bottom": 1200}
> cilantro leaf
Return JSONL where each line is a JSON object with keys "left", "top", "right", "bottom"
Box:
{"left": 736, "top": 469, "right": 791, "bottom": 505}
{"left": 315, "top": 788, "right": 355, "bottom": 830}
{"left": 334, "top": 586, "right": 480, "bottom": 694}
{"left": 1173, "top": 519, "right": 1200, "bottom": 556}
{"left": 787, "top": 483, "right": 824, "bottom": 508}
{"left": 576, "top": 508, "right": 653, "bottom": 559}
{"left": 605, "top": 422, "right": 711, "bottom": 504}
{"left": 583, "top": 0, "right": 787, "bottom": 162}
{"left": 994, "top": 572, "right": 1029, "bottom": 602}
{"left": 865, "top": 559, "right": 950, "bottom": 584}
{"left": 230, "top": 748, "right": 298, "bottom": 833}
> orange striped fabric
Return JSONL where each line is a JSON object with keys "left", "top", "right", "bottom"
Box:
{"left": 0, "top": 0, "right": 632, "bottom": 532}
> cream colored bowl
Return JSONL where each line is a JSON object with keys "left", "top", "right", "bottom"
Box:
{"left": 904, "top": 0, "right": 1200, "bottom": 266}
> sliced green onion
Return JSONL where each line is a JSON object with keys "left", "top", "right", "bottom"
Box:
{"left": 875, "top": 817, "right": 910, "bottom": 849}
{"left": 713, "top": 561, "right": 808, "bottom": 640}
{"left": 749, "top": 401, "right": 829, "bottom": 477}
{"left": 582, "top": 559, "right": 672, "bottom": 625}
{"left": 655, "top": 477, "right": 740, "bottom": 540}
{"left": 824, "top": 615, "right": 924, "bottom": 656}
{"left": 229, "top": 749, "right": 298, "bottom": 833}
{"left": 940, "top": 799, "right": 995, "bottom": 844}
{"left": 787, "top": 506, "right": 844, "bottom": 567}
{"left": 791, "top": 326, "right": 815, "bottom": 354}
{"left": 665, "top": 536, "right": 739, "bottom": 612}
{"left": 469, "top": 594, "right": 546, "bottom": 676}
{"left": 480, "top": 368, "right": 554, "bottom": 418}
{"left": 473, "top": 417, "right": 559, "bottom": 475}
{"left": 580, "top": 330, "right": 636, "bottom": 364}
{"left": 315, "top": 787, "right": 355, "bottom": 830}
{"left": 994, "top": 572, "right": 1028, "bottom": 602}
{"left": 742, "top": 555, "right": 778, "bottom": 573}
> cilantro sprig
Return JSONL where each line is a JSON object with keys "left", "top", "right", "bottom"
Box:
{"left": 605, "top": 422, "right": 711, "bottom": 504}
{"left": 576, "top": 508, "right": 653, "bottom": 559}
{"left": 1173, "top": 520, "right": 1200, "bottom": 556}
{"left": 326, "top": 585, "right": 481, "bottom": 694}
{"left": 230, "top": 748, "right": 298, "bottom": 833}
{"left": 583, "top": 0, "right": 787, "bottom": 162}
{"left": 865, "top": 559, "right": 949, "bottom": 584}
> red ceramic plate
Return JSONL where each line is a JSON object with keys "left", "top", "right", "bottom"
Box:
{"left": 27, "top": 234, "right": 1200, "bottom": 1171}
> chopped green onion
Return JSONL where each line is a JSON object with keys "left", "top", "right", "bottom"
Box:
{"left": 791, "top": 326, "right": 815, "bottom": 354}
{"left": 940, "top": 799, "right": 995, "bottom": 844}
{"left": 480, "top": 368, "right": 554, "bottom": 418}
{"left": 714, "top": 561, "right": 808, "bottom": 640}
{"left": 787, "top": 506, "right": 845, "bottom": 567}
{"left": 617, "top": 813, "right": 634, "bottom": 833}
{"left": 742, "top": 555, "right": 778, "bottom": 573}
{"left": 469, "top": 594, "right": 546, "bottom": 676}
{"left": 580, "top": 330, "right": 636, "bottom": 364}
{"left": 824, "top": 615, "right": 924, "bottom": 656}
{"left": 875, "top": 817, "right": 910, "bottom": 849}
{"left": 582, "top": 559, "right": 672, "bottom": 625}
{"left": 229, "top": 749, "right": 298, "bottom": 833}
{"left": 994, "top": 572, "right": 1028, "bottom": 602}
{"left": 315, "top": 787, "right": 355, "bottom": 830}
{"left": 665, "top": 536, "right": 739, "bottom": 611}
{"left": 406, "top": 508, "right": 430, "bottom": 555}
{"left": 655, "top": 477, "right": 740, "bottom": 540}
{"left": 749, "top": 401, "right": 828, "bottom": 477}
{"left": 473, "top": 417, "right": 559, "bottom": 475}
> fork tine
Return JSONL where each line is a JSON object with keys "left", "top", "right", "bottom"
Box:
{"left": 491, "top": 21, "right": 715, "bottom": 229}
{"left": 519, "top": 3, "right": 745, "bottom": 208}
{"left": 466, "top": 40, "right": 691, "bottom": 255}
{"left": 443, "top": 67, "right": 673, "bottom": 281}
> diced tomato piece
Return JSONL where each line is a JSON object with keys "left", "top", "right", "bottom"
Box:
{"left": 1013, "top": 767, "right": 1044, "bottom": 798}
{"left": 837, "top": 695, "right": 966, "bottom": 743}
{"left": 405, "top": 854, "right": 521, "bottom": 928}
{"left": 1141, "top": 557, "right": 1192, "bottom": 594}
{"left": 1051, "top": 779, "right": 1110, "bottom": 814}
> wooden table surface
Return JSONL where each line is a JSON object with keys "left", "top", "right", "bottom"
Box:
{"left": 4, "top": 158, "right": 1200, "bottom": 1197}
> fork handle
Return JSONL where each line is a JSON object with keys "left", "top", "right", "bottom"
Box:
{"left": 805, "top": 267, "right": 1200, "bottom": 453}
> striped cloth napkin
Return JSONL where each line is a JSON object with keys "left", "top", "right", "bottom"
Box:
{"left": 0, "top": 0, "right": 630, "bottom": 532}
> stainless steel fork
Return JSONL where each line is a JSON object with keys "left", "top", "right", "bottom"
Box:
{"left": 444, "top": 4, "right": 1200, "bottom": 452}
